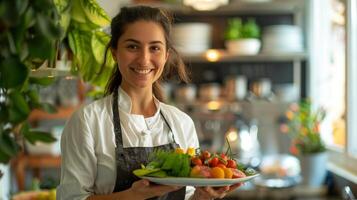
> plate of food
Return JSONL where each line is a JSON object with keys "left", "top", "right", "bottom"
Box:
{"left": 142, "top": 174, "right": 260, "bottom": 187}
{"left": 133, "top": 147, "right": 259, "bottom": 187}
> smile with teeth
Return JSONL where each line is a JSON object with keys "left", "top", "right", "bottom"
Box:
{"left": 132, "top": 68, "right": 153, "bottom": 74}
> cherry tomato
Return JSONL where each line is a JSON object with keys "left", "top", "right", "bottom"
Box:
{"left": 226, "top": 159, "right": 237, "bottom": 168}
{"left": 220, "top": 153, "right": 228, "bottom": 162}
{"left": 201, "top": 151, "right": 211, "bottom": 161}
{"left": 209, "top": 157, "right": 219, "bottom": 167}
{"left": 191, "top": 156, "right": 203, "bottom": 166}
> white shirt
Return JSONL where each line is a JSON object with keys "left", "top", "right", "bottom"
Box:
{"left": 57, "top": 88, "right": 199, "bottom": 200}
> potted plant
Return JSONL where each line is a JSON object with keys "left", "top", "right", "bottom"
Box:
{"left": 57, "top": 0, "right": 115, "bottom": 95}
{"left": 0, "top": 0, "right": 63, "bottom": 175}
{"left": 279, "top": 99, "right": 328, "bottom": 186}
{"left": 0, "top": 0, "right": 114, "bottom": 178}
{"left": 224, "top": 17, "right": 261, "bottom": 55}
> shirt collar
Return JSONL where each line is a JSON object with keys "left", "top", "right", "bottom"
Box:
{"left": 117, "top": 87, "right": 161, "bottom": 116}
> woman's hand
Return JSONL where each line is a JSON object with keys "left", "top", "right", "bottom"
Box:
{"left": 192, "top": 183, "right": 242, "bottom": 200}
{"left": 127, "top": 179, "right": 182, "bottom": 200}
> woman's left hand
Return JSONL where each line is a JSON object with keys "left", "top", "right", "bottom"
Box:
{"left": 192, "top": 183, "right": 242, "bottom": 200}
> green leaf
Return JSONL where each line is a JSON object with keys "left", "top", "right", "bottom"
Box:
{"left": 132, "top": 168, "right": 161, "bottom": 177}
{"left": 0, "top": 105, "right": 9, "bottom": 123}
{"left": 147, "top": 170, "right": 168, "bottom": 178}
{"left": 8, "top": 90, "right": 30, "bottom": 123}
{"left": 0, "top": 149, "right": 12, "bottom": 164}
{"left": 25, "top": 89, "right": 42, "bottom": 109}
{"left": 0, "top": 132, "right": 20, "bottom": 157}
{"left": 29, "top": 77, "right": 55, "bottom": 86}
{"left": 71, "top": 0, "right": 87, "bottom": 23}
{"left": 28, "top": 35, "right": 53, "bottom": 60}
{"left": 36, "top": 13, "right": 62, "bottom": 39}
{"left": 23, "top": 6, "right": 36, "bottom": 29}
{"left": 0, "top": 56, "right": 29, "bottom": 89}
{"left": 9, "top": 91, "right": 30, "bottom": 115}
{"left": 80, "top": 0, "right": 110, "bottom": 27}
{"left": 24, "top": 131, "right": 57, "bottom": 144}
{"left": 68, "top": 29, "right": 99, "bottom": 81}
{"left": 91, "top": 31, "right": 111, "bottom": 64}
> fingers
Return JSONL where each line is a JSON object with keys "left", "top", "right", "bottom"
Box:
{"left": 227, "top": 183, "right": 243, "bottom": 192}
{"left": 200, "top": 186, "right": 230, "bottom": 199}
{"left": 132, "top": 179, "right": 182, "bottom": 199}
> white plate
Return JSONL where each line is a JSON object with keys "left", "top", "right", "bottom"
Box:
{"left": 141, "top": 174, "right": 260, "bottom": 187}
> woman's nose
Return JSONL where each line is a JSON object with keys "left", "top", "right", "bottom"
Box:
{"left": 137, "top": 48, "right": 150, "bottom": 66}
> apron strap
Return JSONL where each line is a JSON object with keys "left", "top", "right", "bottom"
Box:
{"left": 112, "top": 91, "right": 124, "bottom": 154}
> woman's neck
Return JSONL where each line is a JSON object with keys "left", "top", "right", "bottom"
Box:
{"left": 120, "top": 85, "right": 157, "bottom": 117}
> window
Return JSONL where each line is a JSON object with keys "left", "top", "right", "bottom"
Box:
{"left": 309, "top": 0, "right": 357, "bottom": 183}
{"left": 346, "top": 0, "right": 357, "bottom": 157}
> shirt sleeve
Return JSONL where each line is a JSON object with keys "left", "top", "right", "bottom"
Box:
{"left": 57, "top": 109, "right": 97, "bottom": 200}
{"left": 185, "top": 186, "right": 196, "bottom": 200}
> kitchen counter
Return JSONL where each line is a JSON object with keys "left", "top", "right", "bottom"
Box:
{"left": 223, "top": 183, "right": 340, "bottom": 200}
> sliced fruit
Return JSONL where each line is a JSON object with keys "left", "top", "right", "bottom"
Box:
{"left": 232, "top": 168, "right": 246, "bottom": 179}
{"left": 211, "top": 167, "right": 225, "bottom": 179}
{"left": 224, "top": 168, "right": 233, "bottom": 179}
{"left": 190, "top": 165, "right": 211, "bottom": 178}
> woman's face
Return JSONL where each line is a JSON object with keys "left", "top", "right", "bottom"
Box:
{"left": 112, "top": 20, "right": 169, "bottom": 91}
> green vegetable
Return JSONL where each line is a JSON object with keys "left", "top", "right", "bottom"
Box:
{"left": 171, "top": 154, "right": 183, "bottom": 176}
{"left": 178, "top": 154, "right": 190, "bottom": 177}
{"left": 147, "top": 170, "right": 167, "bottom": 178}
{"left": 133, "top": 168, "right": 161, "bottom": 177}
{"left": 225, "top": 17, "right": 260, "bottom": 40}
{"left": 161, "top": 153, "right": 177, "bottom": 170}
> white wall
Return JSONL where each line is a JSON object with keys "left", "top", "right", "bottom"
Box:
{"left": 97, "top": 0, "right": 131, "bottom": 18}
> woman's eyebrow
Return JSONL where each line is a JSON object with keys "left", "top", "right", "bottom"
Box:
{"left": 124, "top": 38, "right": 164, "bottom": 45}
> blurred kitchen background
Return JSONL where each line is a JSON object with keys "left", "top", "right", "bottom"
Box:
{"left": 1, "top": 0, "right": 357, "bottom": 199}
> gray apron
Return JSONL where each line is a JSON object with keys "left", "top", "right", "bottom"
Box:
{"left": 112, "top": 91, "right": 186, "bottom": 200}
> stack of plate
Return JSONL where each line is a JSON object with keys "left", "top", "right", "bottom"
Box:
{"left": 261, "top": 25, "right": 303, "bottom": 53}
{"left": 172, "top": 23, "right": 212, "bottom": 55}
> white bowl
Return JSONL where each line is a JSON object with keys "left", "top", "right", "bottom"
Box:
{"left": 225, "top": 38, "right": 261, "bottom": 55}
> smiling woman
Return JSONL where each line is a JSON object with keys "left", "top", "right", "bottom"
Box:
{"left": 57, "top": 5, "right": 243, "bottom": 200}
{"left": 113, "top": 21, "right": 169, "bottom": 93}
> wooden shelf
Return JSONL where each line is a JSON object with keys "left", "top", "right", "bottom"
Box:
{"left": 183, "top": 51, "right": 307, "bottom": 63}
{"left": 12, "top": 154, "right": 61, "bottom": 191}
{"left": 132, "top": 0, "right": 303, "bottom": 15}
{"left": 28, "top": 106, "right": 79, "bottom": 123}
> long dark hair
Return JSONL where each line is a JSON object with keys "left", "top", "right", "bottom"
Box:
{"left": 102, "top": 5, "right": 189, "bottom": 101}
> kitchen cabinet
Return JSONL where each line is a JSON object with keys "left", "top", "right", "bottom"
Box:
{"left": 135, "top": 0, "right": 308, "bottom": 98}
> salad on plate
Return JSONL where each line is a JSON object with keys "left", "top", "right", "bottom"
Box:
{"left": 133, "top": 145, "right": 259, "bottom": 186}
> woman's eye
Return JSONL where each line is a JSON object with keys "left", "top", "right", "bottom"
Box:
{"left": 150, "top": 46, "right": 161, "bottom": 52}
{"left": 127, "top": 44, "right": 139, "bottom": 50}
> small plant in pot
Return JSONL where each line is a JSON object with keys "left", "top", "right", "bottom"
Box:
{"left": 224, "top": 18, "right": 261, "bottom": 55}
